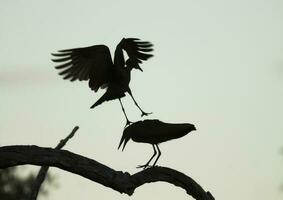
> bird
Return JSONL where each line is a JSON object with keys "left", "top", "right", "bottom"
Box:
{"left": 118, "top": 119, "right": 196, "bottom": 169}
{"left": 52, "top": 38, "right": 154, "bottom": 125}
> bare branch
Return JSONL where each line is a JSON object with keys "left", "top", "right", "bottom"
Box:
{"left": 55, "top": 126, "right": 79, "bottom": 149}
{"left": 30, "top": 126, "right": 79, "bottom": 200}
{"left": 0, "top": 145, "right": 214, "bottom": 200}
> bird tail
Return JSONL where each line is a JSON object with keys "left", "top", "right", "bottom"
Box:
{"left": 90, "top": 94, "right": 106, "bottom": 109}
{"left": 90, "top": 89, "right": 126, "bottom": 109}
{"left": 118, "top": 130, "right": 131, "bottom": 151}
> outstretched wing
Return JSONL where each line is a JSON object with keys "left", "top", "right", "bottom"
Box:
{"left": 52, "top": 45, "right": 113, "bottom": 91}
{"left": 121, "top": 38, "right": 153, "bottom": 70}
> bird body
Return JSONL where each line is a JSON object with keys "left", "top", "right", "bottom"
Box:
{"left": 52, "top": 38, "right": 153, "bottom": 124}
{"left": 125, "top": 120, "right": 195, "bottom": 144}
{"left": 90, "top": 65, "right": 131, "bottom": 108}
{"left": 118, "top": 119, "right": 196, "bottom": 168}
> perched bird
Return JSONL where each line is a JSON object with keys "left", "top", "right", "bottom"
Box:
{"left": 52, "top": 38, "right": 153, "bottom": 125}
{"left": 118, "top": 119, "right": 196, "bottom": 169}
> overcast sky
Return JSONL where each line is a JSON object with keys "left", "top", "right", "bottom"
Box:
{"left": 1, "top": 0, "right": 283, "bottom": 199}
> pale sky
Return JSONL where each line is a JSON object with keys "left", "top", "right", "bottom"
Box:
{"left": 1, "top": 0, "right": 283, "bottom": 199}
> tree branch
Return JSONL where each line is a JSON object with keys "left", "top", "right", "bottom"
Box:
{"left": 0, "top": 145, "right": 214, "bottom": 200}
{"left": 30, "top": 126, "right": 79, "bottom": 200}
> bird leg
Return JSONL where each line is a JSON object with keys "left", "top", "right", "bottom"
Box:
{"left": 128, "top": 92, "right": 152, "bottom": 117}
{"left": 152, "top": 144, "right": 161, "bottom": 167}
{"left": 119, "top": 99, "right": 132, "bottom": 127}
{"left": 137, "top": 144, "right": 157, "bottom": 169}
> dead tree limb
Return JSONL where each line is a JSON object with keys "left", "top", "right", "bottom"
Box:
{"left": 0, "top": 145, "right": 214, "bottom": 200}
{"left": 29, "top": 126, "right": 79, "bottom": 200}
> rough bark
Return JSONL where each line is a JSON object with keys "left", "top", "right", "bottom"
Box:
{"left": 0, "top": 145, "right": 214, "bottom": 200}
{"left": 30, "top": 126, "right": 79, "bottom": 200}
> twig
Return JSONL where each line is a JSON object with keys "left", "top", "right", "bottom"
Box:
{"left": 0, "top": 145, "right": 214, "bottom": 200}
{"left": 29, "top": 126, "right": 79, "bottom": 200}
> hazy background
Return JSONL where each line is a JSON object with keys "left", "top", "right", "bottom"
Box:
{"left": 1, "top": 0, "right": 283, "bottom": 199}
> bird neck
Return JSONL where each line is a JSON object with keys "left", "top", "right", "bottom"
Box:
{"left": 125, "top": 65, "right": 134, "bottom": 72}
{"left": 124, "top": 66, "right": 133, "bottom": 78}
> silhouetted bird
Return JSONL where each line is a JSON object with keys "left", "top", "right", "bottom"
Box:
{"left": 52, "top": 38, "right": 153, "bottom": 125}
{"left": 118, "top": 119, "right": 196, "bottom": 169}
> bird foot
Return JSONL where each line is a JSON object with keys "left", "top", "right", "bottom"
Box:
{"left": 124, "top": 120, "right": 132, "bottom": 128}
{"left": 136, "top": 164, "right": 151, "bottom": 169}
{"left": 141, "top": 111, "right": 152, "bottom": 117}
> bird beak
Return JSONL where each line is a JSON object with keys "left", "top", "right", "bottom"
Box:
{"left": 118, "top": 134, "right": 131, "bottom": 151}
{"left": 137, "top": 66, "right": 143, "bottom": 72}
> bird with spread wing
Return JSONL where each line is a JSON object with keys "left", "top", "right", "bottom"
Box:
{"left": 52, "top": 38, "right": 153, "bottom": 125}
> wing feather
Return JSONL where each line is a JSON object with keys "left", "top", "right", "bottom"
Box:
{"left": 52, "top": 56, "right": 72, "bottom": 62}
{"left": 51, "top": 52, "right": 72, "bottom": 57}
{"left": 120, "top": 38, "right": 154, "bottom": 70}
{"left": 52, "top": 45, "right": 113, "bottom": 91}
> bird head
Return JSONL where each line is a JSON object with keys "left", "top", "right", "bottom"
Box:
{"left": 126, "top": 59, "right": 143, "bottom": 72}
{"left": 118, "top": 129, "right": 131, "bottom": 151}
